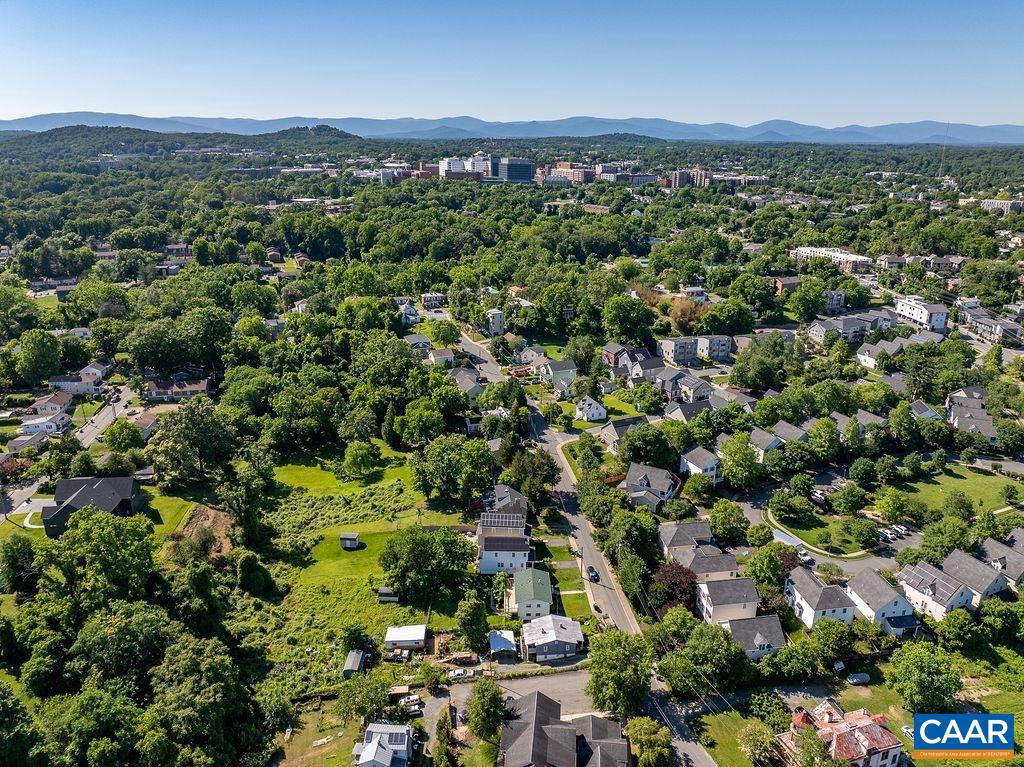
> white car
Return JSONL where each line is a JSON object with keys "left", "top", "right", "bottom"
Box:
{"left": 893, "top": 524, "right": 911, "bottom": 536}
{"left": 399, "top": 695, "right": 421, "bottom": 708}
{"left": 448, "top": 669, "right": 472, "bottom": 680}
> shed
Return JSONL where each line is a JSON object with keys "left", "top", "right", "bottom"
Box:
{"left": 384, "top": 624, "right": 428, "bottom": 651}
{"left": 488, "top": 629, "right": 517, "bottom": 659}
{"left": 343, "top": 649, "right": 366, "bottom": 679}
{"left": 341, "top": 532, "right": 360, "bottom": 550}
{"left": 376, "top": 587, "right": 399, "bottom": 603}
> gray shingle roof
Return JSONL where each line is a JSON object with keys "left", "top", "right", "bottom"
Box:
{"left": 726, "top": 614, "right": 786, "bottom": 654}
{"left": 977, "top": 539, "right": 1024, "bottom": 582}
{"left": 942, "top": 549, "right": 1006, "bottom": 594}
{"left": 674, "top": 548, "right": 737, "bottom": 575}
{"left": 787, "top": 566, "right": 854, "bottom": 611}
{"left": 771, "top": 420, "right": 807, "bottom": 443}
{"left": 659, "top": 521, "right": 713, "bottom": 551}
{"left": 848, "top": 569, "right": 900, "bottom": 613}
{"left": 683, "top": 446, "right": 717, "bottom": 467}
{"left": 703, "top": 577, "right": 758, "bottom": 605}
{"left": 621, "top": 462, "right": 679, "bottom": 495}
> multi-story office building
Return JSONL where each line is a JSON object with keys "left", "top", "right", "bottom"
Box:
{"left": 499, "top": 157, "right": 535, "bottom": 184}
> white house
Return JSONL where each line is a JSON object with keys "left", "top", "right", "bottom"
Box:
{"left": 383, "top": 624, "right": 428, "bottom": 651}
{"left": 485, "top": 308, "right": 504, "bottom": 337}
{"left": 785, "top": 567, "right": 854, "bottom": 628}
{"left": 520, "top": 615, "right": 584, "bottom": 662}
{"left": 31, "top": 391, "right": 72, "bottom": 416}
{"left": 18, "top": 412, "right": 71, "bottom": 435}
{"left": 353, "top": 723, "right": 414, "bottom": 767}
{"left": 847, "top": 569, "right": 918, "bottom": 637}
{"left": 724, "top": 615, "right": 787, "bottom": 661}
{"left": 681, "top": 446, "right": 721, "bottom": 485}
{"left": 47, "top": 374, "right": 102, "bottom": 395}
{"left": 977, "top": 538, "right": 1024, "bottom": 592}
{"left": 477, "top": 510, "right": 531, "bottom": 575}
{"left": 510, "top": 568, "right": 553, "bottom": 620}
{"left": 79, "top": 361, "right": 113, "bottom": 380}
{"left": 399, "top": 303, "right": 421, "bottom": 325}
{"left": 697, "top": 577, "right": 758, "bottom": 625}
{"left": 539, "top": 359, "right": 578, "bottom": 387}
{"left": 941, "top": 549, "right": 1008, "bottom": 608}
{"left": 894, "top": 295, "right": 948, "bottom": 332}
{"left": 574, "top": 396, "right": 606, "bottom": 422}
{"left": 896, "top": 561, "right": 973, "bottom": 620}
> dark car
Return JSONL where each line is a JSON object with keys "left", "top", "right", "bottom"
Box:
{"left": 587, "top": 566, "right": 600, "bottom": 583}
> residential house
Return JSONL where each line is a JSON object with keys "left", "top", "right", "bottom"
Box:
{"left": 627, "top": 357, "right": 664, "bottom": 386}
{"left": 775, "top": 276, "right": 803, "bottom": 295}
{"left": 427, "top": 348, "right": 455, "bottom": 367}
{"left": 402, "top": 333, "right": 432, "bottom": 357}
{"left": 30, "top": 391, "right": 72, "bottom": 416}
{"left": 477, "top": 508, "right": 531, "bottom": 575}
{"left": 617, "top": 462, "right": 681, "bottom": 512}
{"left": 600, "top": 342, "right": 631, "bottom": 369}
{"left": 538, "top": 359, "right": 578, "bottom": 388}
{"left": 824, "top": 290, "right": 845, "bottom": 314}
{"left": 785, "top": 567, "right": 855, "bottom": 628}
{"left": 749, "top": 427, "right": 784, "bottom": 462}
{"left": 945, "top": 386, "right": 997, "bottom": 444}
{"left": 18, "top": 413, "right": 71, "bottom": 435}
{"left": 421, "top": 291, "right": 445, "bottom": 309}
{"left": 895, "top": 295, "right": 948, "bottom": 332}
{"left": 896, "top": 561, "right": 973, "bottom": 620}
{"left": 510, "top": 568, "right": 553, "bottom": 620}
{"left": 596, "top": 416, "right": 647, "bottom": 454}
{"left": 677, "top": 374, "right": 712, "bottom": 403}
{"left": 42, "top": 476, "right": 144, "bottom": 538}
{"left": 383, "top": 624, "right": 428, "bottom": 651}
{"left": 353, "top": 723, "right": 414, "bottom": 767}
{"left": 79, "top": 360, "right": 112, "bottom": 380}
{"left": 847, "top": 569, "right": 919, "bottom": 637}
{"left": 448, "top": 367, "right": 484, "bottom": 404}
{"left": 520, "top": 615, "right": 584, "bottom": 661}
{"left": 143, "top": 378, "right": 211, "bottom": 402}
{"left": 663, "top": 400, "right": 712, "bottom": 422}
{"left": 5, "top": 432, "right": 48, "bottom": 453}
{"left": 856, "top": 339, "right": 905, "bottom": 370}
{"left": 491, "top": 484, "right": 529, "bottom": 516}
{"left": 697, "top": 577, "right": 759, "bottom": 625}
{"left": 777, "top": 699, "right": 902, "bottom": 767}
{"left": 399, "top": 303, "right": 421, "bottom": 325}
{"left": 976, "top": 538, "right": 1024, "bottom": 592}
{"left": 1008, "top": 527, "right": 1024, "bottom": 553}
{"left": 673, "top": 546, "right": 738, "bottom": 582}
{"left": 724, "top": 614, "right": 787, "bottom": 660}
{"left": 517, "top": 346, "right": 548, "bottom": 366}
{"left": 657, "top": 337, "right": 698, "bottom": 367}
{"left": 681, "top": 446, "right": 721, "bottom": 485}
{"left": 574, "top": 396, "right": 606, "bottom": 422}
{"left": 910, "top": 400, "right": 942, "bottom": 420}
{"left": 485, "top": 308, "right": 504, "bottom": 337}
{"left": 772, "top": 420, "right": 808, "bottom": 444}
{"left": 696, "top": 335, "right": 731, "bottom": 362}
{"left": 659, "top": 520, "right": 715, "bottom": 559}
{"left": 807, "top": 317, "right": 871, "bottom": 344}
{"left": 941, "top": 549, "right": 1008, "bottom": 608}
{"left": 48, "top": 374, "right": 102, "bottom": 395}
{"left": 498, "top": 692, "right": 628, "bottom": 767}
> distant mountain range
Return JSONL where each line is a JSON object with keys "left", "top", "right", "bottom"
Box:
{"left": 2, "top": 112, "right": 1024, "bottom": 144}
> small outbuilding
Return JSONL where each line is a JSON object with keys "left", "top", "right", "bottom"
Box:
{"left": 376, "top": 587, "right": 399, "bottom": 603}
{"left": 384, "top": 624, "right": 428, "bottom": 651}
{"left": 340, "top": 532, "right": 360, "bottom": 550}
{"left": 343, "top": 649, "right": 366, "bottom": 679}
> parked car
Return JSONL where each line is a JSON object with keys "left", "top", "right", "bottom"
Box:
{"left": 886, "top": 527, "right": 904, "bottom": 538}
{"left": 587, "top": 566, "right": 600, "bottom": 583}
{"left": 893, "top": 524, "right": 911, "bottom": 536}
{"left": 901, "top": 725, "right": 914, "bottom": 739}
{"left": 399, "top": 695, "right": 422, "bottom": 708}
{"left": 846, "top": 673, "right": 870, "bottom": 685}
{"left": 879, "top": 530, "right": 895, "bottom": 542}
{"left": 448, "top": 669, "right": 472, "bottom": 680}
{"left": 797, "top": 549, "right": 813, "bottom": 564}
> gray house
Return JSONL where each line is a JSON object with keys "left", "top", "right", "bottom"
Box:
{"left": 520, "top": 615, "right": 584, "bottom": 662}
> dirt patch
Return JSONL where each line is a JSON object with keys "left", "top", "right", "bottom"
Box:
{"left": 180, "top": 504, "right": 233, "bottom": 559}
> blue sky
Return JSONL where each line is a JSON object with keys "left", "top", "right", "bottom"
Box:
{"left": 2, "top": 0, "right": 1022, "bottom": 125}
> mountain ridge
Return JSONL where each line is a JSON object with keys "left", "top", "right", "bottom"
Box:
{"left": 2, "top": 112, "right": 1024, "bottom": 144}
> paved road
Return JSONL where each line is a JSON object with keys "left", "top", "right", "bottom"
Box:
{"left": 76, "top": 385, "right": 133, "bottom": 447}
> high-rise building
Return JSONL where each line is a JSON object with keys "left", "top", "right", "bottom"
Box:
{"left": 499, "top": 157, "right": 535, "bottom": 184}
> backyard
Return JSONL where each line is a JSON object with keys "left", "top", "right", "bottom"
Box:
{"left": 274, "top": 440, "right": 414, "bottom": 496}
{"left": 773, "top": 507, "right": 866, "bottom": 555}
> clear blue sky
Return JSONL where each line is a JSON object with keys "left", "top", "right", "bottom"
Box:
{"left": 2, "top": 0, "right": 1022, "bottom": 125}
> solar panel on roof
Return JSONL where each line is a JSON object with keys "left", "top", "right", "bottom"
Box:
{"left": 387, "top": 732, "right": 405, "bottom": 745}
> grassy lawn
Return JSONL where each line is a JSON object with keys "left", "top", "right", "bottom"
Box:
{"left": 546, "top": 544, "right": 575, "bottom": 562}
{"left": 71, "top": 398, "right": 103, "bottom": 427}
{"left": 274, "top": 440, "right": 413, "bottom": 497}
{"left": 32, "top": 293, "right": 58, "bottom": 309}
{"left": 553, "top": 565, "right": 584, "bottom": 592}
{"left": 697, "top": 711, "right": 756, "bottom": 767}
{"left": 603, "top": 393, "right": 639, "bottom": 418}
{"left": 461, "top": 739, "right": 498, "bottom": 767}
{"left": 558, "top": 592, "right": 592, "bottom": 623}
{"left": 780, "top": 510, "right": 865, "bottom": 554}
{"left": 143, "top": 487, "right": 197, "bottom": 538}
{"left": 279, "top": 709, "right": 361, "bottom": 767}
{"left": 0, "top": 419, "right": 19, "bottom": 443}
{"left": 893, "top": 464, "right": 1022, "bottom": 514}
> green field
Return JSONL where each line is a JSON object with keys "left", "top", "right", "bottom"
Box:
{"left": 894, "top": 464, "right": 1022, "bottom": 514}
{"left": 274, "top": 440, "right": 413, "bottom": 496}
{"left": 778, "top": 509, "right": 865, "bottom": 554}
{"left": 697, "top": 711, "right": 756, "bottom": 767}
{"left": 144, "top": 488, "right": 197, "bottom": 538}
{"left": 32, "top": 293, "right": 58, "bottom": 309}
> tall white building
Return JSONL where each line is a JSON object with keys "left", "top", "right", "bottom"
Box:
{"left": 894, "top": 295, "right": 948, "bottom": 332}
